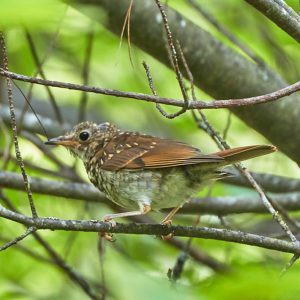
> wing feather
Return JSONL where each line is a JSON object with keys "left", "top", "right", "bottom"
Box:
{"left": 100, "top": 133, "right": 224, "bottom": 171}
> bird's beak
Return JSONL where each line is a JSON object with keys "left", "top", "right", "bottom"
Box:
{"left": 45, "top": 136, "right": 77, "bottom": 147}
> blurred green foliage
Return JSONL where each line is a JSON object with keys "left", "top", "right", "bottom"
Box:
{"left": 1, "top": 0, "right": 300, "bottom": 299}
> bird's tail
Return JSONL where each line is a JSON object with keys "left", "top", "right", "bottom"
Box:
{"left": 187, "top": 145, "right": 276, "bottom": 182}
{"left": 214, "top": 145, "right": 277, "bottom": 166}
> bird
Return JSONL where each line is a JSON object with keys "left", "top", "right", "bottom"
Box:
{"left": 45, "top": 121, "right": 276, "bottom": 238}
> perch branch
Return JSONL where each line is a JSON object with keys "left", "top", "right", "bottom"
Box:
{"left": 1, "top": 204, "right": 300, "bottom": 254}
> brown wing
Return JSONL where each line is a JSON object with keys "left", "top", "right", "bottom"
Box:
{"left": 100, "top": 132, "right": 224, "bottom": 171}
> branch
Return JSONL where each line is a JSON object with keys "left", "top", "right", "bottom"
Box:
{"left": 1, "top": 204, "right": 300, "bottom": 254}
{"left": 1, "top": 68, "right": 299, "bottom": 110}
{"left": 181, "top": 194, "right": 300, "bottom": 215}
{"left": 2, "top": 171, "right": 300, "bottom": 215}
{"left": 0, "top": 33, "right": 38, "bottom": 219}
{"left": 0, "top": 105, "right": 71, "bottom": 137}
{"left": 0, "top": 171, "right": 105, "bottom": 203}
{"left": 245, "top": 0, "right": 300, "bottom": 43}
{"left": 0, "top": 226, "right": 36, "bottom": 251}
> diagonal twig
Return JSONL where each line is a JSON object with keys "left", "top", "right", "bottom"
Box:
{"left": 153, "top": 0, "right": 189, "bottom": 118}
{"left": 0, "top": 226, "right": 36, "bottom": 251}
{"left": 25, "top": 30, "right": 63, "bottom": 124}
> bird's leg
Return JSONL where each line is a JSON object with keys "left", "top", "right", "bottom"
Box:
{"left": 100, "top": 204, "right": 151, "bottom": 241}
{"left": 161, "top": 205, "right": 182, "bottom": 226}
{"left": 160, "top": 205, "right": 183, "bottom": 240}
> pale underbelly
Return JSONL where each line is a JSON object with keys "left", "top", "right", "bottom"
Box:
{"left": 88, "top": 168, "right": 204, "bottom": 211}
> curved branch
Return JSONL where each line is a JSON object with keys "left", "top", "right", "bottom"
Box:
{"left": 0, "top": 204, "right": 300, "bottom": 254}
{"left": 1, "top": 68, "right": 299, "bottom": 109}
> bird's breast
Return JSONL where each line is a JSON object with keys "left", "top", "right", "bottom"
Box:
{"left": 84, "top": 162, "right": 207, "bottom": 210}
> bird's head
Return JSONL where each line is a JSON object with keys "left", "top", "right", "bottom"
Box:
{"left": 45, "top": 121, "right": 118, "bottom": 160}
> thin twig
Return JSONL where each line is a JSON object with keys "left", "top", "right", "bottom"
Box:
{"left": 25, "top": 30, "right": 63, "bottom": 124}
{"left": 222, "top": 112, "right": 232, "bottom": 140}
{"left": 153, "top": 0, "right": 189, "bottom": 118}
{"left": 280, "top": 254, "right": 299, "bottom": 277}
{"left": 242, "top": 171, "right": 298, "bottom": 243}
{"left": 195, "top": 109, "right": 298, "bottom": 243}
{"left": 119, "top": 0, "right": 134, "bottom": 68}
{"left": 78, "top": 27, "right": 94, "bottom": 122}
{"left": 0, "top": 234, "right": 52, "bottom": 264}
{"left": 169, "top": 185, "right": 213, "bottom": 281}
{"left": 165, "top": 237, "right": 229, "bottom": 273}
{"left": 142, "top": 61, "right": 157, "bottom": 96}
{"left": 0, "top": 32, "right": 38, "bottom": 219}
{"left": 18, "top": 17, "right": 64, "bottom": 135}
{"left": 0, "top": 226, "right": 36, "bottom": 251}
{"left": 97, "top": 238, "right": 107, "bottom": 300}
{"left": 168, "top": 215, "right": 202, "bottom": 281}
{"left": 0, "top": 69, "right": 300, "bottom": 110}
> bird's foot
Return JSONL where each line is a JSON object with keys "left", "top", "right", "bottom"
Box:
{"left": 160, "top": 219, "right": 174, "bottom": 240}
{"left": 161, "top": 219, "right": 172, "bottom": 226}
{"left": 98, "top": 215, "right": 117, "bottom": 242}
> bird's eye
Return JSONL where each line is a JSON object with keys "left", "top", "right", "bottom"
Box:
{"left": 79, "top": 131, "right": 90, "bottom": 141}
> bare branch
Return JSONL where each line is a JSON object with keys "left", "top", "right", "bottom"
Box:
{"left": 0, "top": 171, "right": 105, "bottom": 203}
{"left": 0, "top": 105, "right": 70, "bottom": 136}
{"left": 25, "top": 30, "right": 63, "bottom": 124}
{"left": 153, "top": 0, "right": 189, "bottom": 118}
{"left": 280, "top": 254, "right": 300, "bottom": 277}
{"left": 0, "top": 33, "right": 38, "bottom": 219}
{"left": 165, "top": 237, "right": 229, "bottom": 273}
{"left": 0, "top": 226, "right": 36, "bottom": 251}
{"left": 78, "top": 27, "right": 94, "bottom": 122}
{"left": 1, "top": 69, "right": 299, "bottom": 110}
{"left": 1, "top": 204, "right": 300, "bottom": 254}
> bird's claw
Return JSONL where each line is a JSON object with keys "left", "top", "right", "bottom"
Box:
{"left": 160, "top": 219, "right": 174, "bottom": 240}
{"left": 99, "top": 231, "right": 116, "bottom": 242}
{"left": 103, "top": 217, "right": 117, "bottom": 227}
{"left": 161, "top": 219, "right": 172, "bottom": 226}
{"left": 99, "top": 216, "right": 117, "bottom": 242}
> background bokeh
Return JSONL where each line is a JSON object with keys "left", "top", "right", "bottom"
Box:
{"left": 0, "top": 0, "right": 300, "bottom": 299}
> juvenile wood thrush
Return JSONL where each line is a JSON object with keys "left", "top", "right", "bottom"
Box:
{"left": 45, "top": 121, "right": 276, "bottom": 230}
